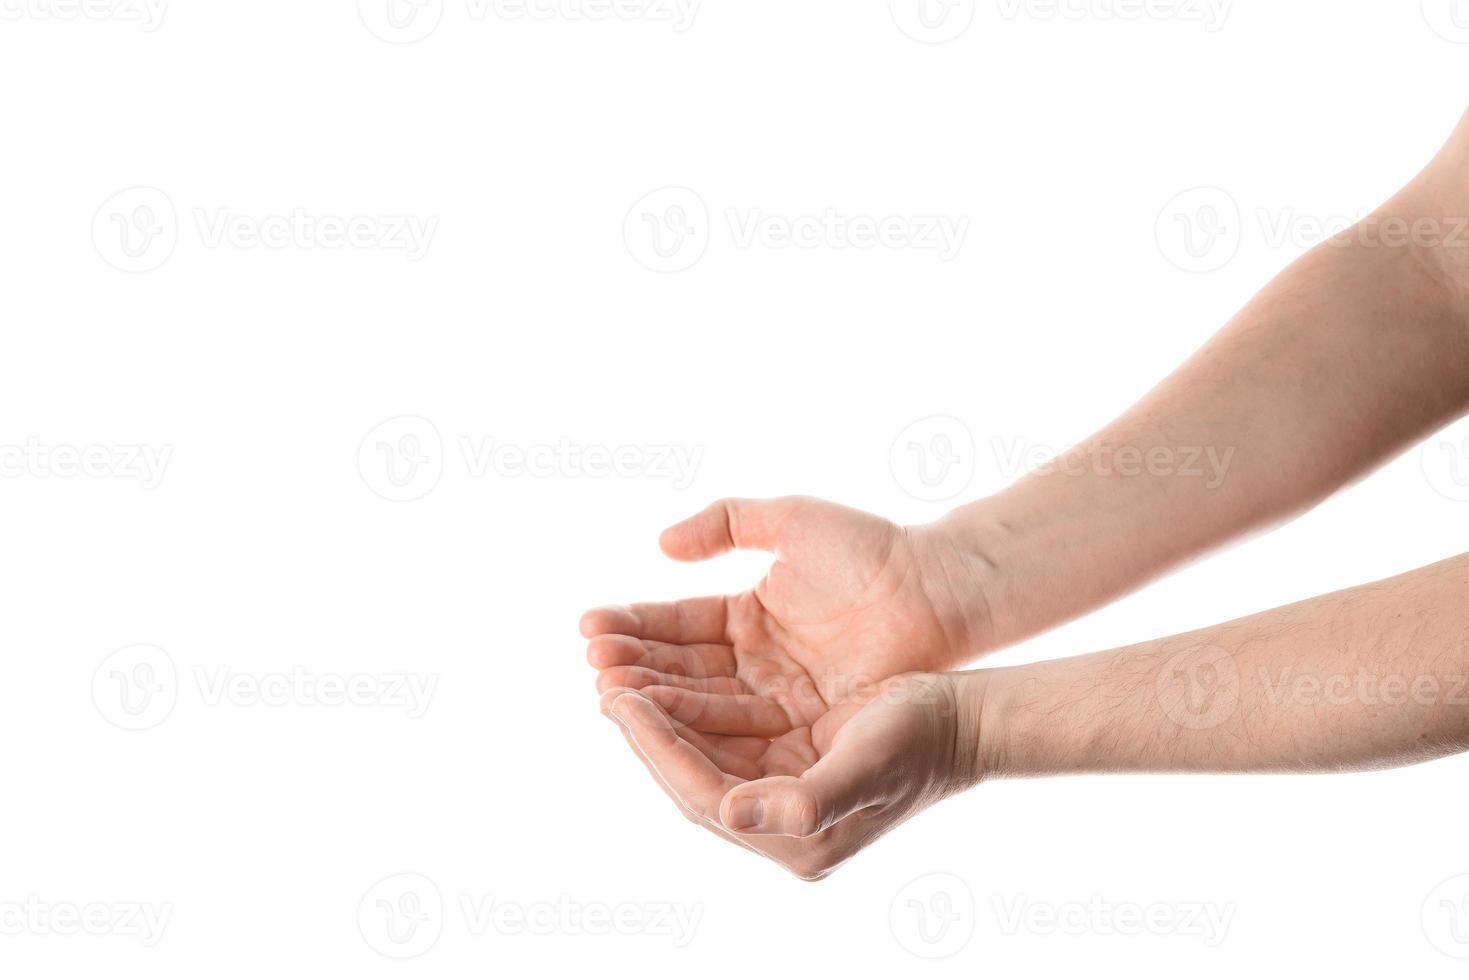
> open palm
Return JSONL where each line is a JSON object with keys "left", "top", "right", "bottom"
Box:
{"left": 582, "top": 497, "right": 992, "bottom": 738}
{"left": 596, "top": 670, "right": 977, "bottom": 880}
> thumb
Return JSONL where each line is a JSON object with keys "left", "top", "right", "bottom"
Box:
{"left": 659, "top": 497, "right": 801, "bottom": 562}
{"left": 718, "top": 750, "right": 884, "bottom": 838}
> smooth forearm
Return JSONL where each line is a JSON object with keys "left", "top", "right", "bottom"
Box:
{"left": 936, "top": 113, "right": 1469, "bottom": 653}
{"left": 959, "top": 552, "right": 1469, "bottom": 781}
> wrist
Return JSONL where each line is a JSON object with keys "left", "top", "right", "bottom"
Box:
{"left": 948, "top": 669, "right": 1002, "bottom": 789}
{"left": 906, "top": 505, "right": 1020, "bottom": 661}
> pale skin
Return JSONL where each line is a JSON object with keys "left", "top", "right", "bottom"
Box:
{"left": 582, "top": 108, "right": 1469, "bottom": 879}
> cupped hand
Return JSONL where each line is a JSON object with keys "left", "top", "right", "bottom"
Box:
{"left": 581, "top": 496, "right": 993, "bottom": 736}
{"left": 597, "top": 671, "right": 983, "bottom": 880}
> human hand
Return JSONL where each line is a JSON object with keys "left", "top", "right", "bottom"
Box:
{"left": 581, "top": 496, "right": 995, "bottom": 736}
{"left": 598, "top": 671, "right": 985, "bottom": 880}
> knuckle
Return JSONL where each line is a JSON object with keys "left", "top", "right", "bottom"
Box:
{"left": 790, "top": 794, "right": 823, "bottom": 838}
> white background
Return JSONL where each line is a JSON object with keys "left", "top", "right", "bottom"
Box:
{"left": 3, "top": 0, "right": 1469, "bottom": 975}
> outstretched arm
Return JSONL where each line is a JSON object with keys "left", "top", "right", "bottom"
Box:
{"left": 600, "top": 551, "right": 1469, "bottom": 879}
{"left": 943, "top": 109, "right": 1469, "bottom": 653}
{"left": 968, "top": 551, "right": 1469, "bottom": 780}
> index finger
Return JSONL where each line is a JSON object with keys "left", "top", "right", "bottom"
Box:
{"left": 580, "top": 595, "right": 729, "bottom": 645}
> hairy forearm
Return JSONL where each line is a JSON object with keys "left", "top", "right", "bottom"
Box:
{"left": 959, "top": 552, "right": 1469, "bottom": 780}
{"left": 937, "top": 112, "right": 1469, "bottom": 653}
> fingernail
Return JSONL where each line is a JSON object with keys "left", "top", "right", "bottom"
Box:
{"left": 726, "top": 797, "right": 763, "bottom": 831}
{"left": 607, "top": 693, "right": 637, "bottom": 726}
